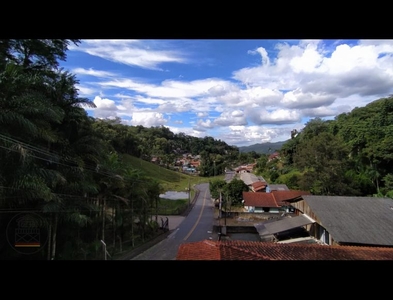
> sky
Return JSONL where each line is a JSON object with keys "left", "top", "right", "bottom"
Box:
{"left": 60, "top": 39, "right": 393, "bottom": 147}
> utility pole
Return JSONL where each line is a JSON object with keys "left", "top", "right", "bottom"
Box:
{"left": 188, "top": 178, "right": 191, "bottom": 207}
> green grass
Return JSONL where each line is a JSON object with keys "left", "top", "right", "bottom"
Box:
{"left": 156, "top": 198, "right": 188, "bottom": 215}
{"left": 121, "top": 154, "right": 224, "bottom": 192}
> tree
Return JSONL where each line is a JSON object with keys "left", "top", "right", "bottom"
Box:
{"left": 224, "top": 178, "right": 249, "bottom": 205}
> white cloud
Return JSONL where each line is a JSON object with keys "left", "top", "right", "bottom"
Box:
{"left": 281, "top": 89, "right": 336, "bottom": 109}
{"left": 246, "top": 107, "right": 302, "bottom": 125}
{"left": 93, "top": 96, "right": 118, "bottom": 111}
{"left": 71, "top": 40, "right": 187, "bottom": 70}
{"left": 214, "top": 110, "right": 248, "bottom": 126}
{"left": 193, "top": 119, "right": 215, "bottom": 131}
{"left": 72, "top": 68, "right": 116, "bottom": 78}
{"left": 130, "top": 112, "right": 168, "bottom": 127}
{"left": 218, "top": 125, "right": 296, "bottom": 147}
{"left": 76, "top": 85, "right": 98, "bottom": 97}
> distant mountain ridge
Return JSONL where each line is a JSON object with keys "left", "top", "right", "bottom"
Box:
{"left": 238, "top": 140, "right": 288, "bottom": 154}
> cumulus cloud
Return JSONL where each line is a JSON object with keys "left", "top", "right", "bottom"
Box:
{"left": 246, "top": 107, "right": 302, "bottom": 125}
{"left": 93, "top": 96, "right": 118, "bottom": 111}
{"left": 213, "top": 110, "right": 248, "bottom": 126}
{"left": 130, "top": 112, "right": 168, "bottom": 127}
{"left": 233, "top": 40, "right": 393, "bottom": 101}
{"left": 192, "top": 119, "right": 215, "bottom": 131}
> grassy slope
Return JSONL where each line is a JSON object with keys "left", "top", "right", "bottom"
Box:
{"left": 121, "top": 154, "right": 224, "bottom": 192}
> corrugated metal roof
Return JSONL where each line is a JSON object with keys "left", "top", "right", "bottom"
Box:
{"left": 301, "top": 195, "right": 393, "bottom": 246}
{"left": 240, "top": 172, "right": 260, "bottom": 185}
{"left": 268, "top": 184, "right": 289, "bottom": 191}
{"left": 255, "top": 214, "right": 315, "bottom": 236}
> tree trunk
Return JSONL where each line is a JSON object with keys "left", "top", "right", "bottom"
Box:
{"left": 118, "top": 235, "right": 122, "bottom": 253}
{"left": 112, "top": 206, "right": 116, "bottom": 252}
{"left": 102, "top": 197, "right": 105, "bottom": 241}
{"left": 50, "top": 213, "right": 58, "bottom": 260}
{"left": 47, "top": 213, "right": 52, "bottom": 260}
{"left": 131, "top": 199, "right": 134, "bottom": 247}
{"left": 102, "top": 197, "right": 106, "bottom": 260}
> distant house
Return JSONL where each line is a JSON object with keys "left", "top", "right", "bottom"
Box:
{"left": 243, "top": 190, "right": 311, "bottom": 213}
{"left": 268, "top": 152, "right": 280, "bottom": 162}
{"left": 235, "top": 166, "right": 250, "bottom": 173}
{"left": 151, "top": 156, "right": 160, "bottom": 164}
{"left": 189, "top": 160, "right": 200, "bottom": 168}
{"left": 251, "top": 181, "right": 267, "bottom": 192}
{"left": 235, "top": 163, "right": 256, "bottom": 173}
{"left": 284, "top": 195, "right": 393, "bottom": 247}
{"left": 176, "top": 240, "right": 393, "bottom": 260}
{"left": 239, "top": 172, "right": 265, "bottom": 186}
{"left": 183, "top": 166, "right": 196, "bottom": 173}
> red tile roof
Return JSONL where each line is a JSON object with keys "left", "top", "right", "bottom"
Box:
{"left": 243, "top": 192, "right": 279, "bottom": 207}
{"left": 251, "top": 181, "right": 267, "bottom": 189}
{"left": 271, "top": 190, "right": 311, "bottom": 206}
{"left": 243, "top": 190, "right": 311, "bottom": 207}
{"left": 268, "top": 152, "right": 280, "bottom": 160}
{"left": 176, "top": 240, "right": 393, "bottom": 260}
{"left": 176, "top": 240, "right": 220, "bottom": 260}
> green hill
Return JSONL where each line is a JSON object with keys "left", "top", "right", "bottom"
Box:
{"left": 121, "top": 154, "right": 217, "bottom": 192}
{"left": 238, "top": 140, "right": 287, "bottom": 154}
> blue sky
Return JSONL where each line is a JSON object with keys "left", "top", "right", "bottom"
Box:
{"left": 60, "top": 39, "right": 393, "bottom": 147}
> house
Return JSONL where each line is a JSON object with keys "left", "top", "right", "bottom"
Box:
{"left": 268, "top": 152, "right": 280, "bottom": 162}
{"left": 254, "top": 214, "right": 315, "bottom": 242}
{"left": 239, "top": 172, "right": 265, "bottom": 187}
{"left": 283, "top": 195, "right": 393, "bottom": 247}
{"left": 251, "top": 181, "right": 267, "bottom": 192}
{"left": 235, "top": 166, "right": 250, "bottom": 173}
{"left": 243, "top": 190, "right": 311, "bottom": 213}
{"left": 176, "top": 239, "right": 393, "bottom": 260}
{"left": 151, "top": 156, "right": 160, "bottom": 164}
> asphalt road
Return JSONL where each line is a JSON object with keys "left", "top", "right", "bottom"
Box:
{"left": 131, "top": 183, "right": 215, "bottom": 260}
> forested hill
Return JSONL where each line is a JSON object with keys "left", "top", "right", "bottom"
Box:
{"left": 258, "top": 95, "right": 393, "bottom": 198}
{"left": 239, "top": 141, "right": 287, "bottom": 154}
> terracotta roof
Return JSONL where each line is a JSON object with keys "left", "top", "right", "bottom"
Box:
{"left": 176, "top": 240, "right": 393, "bottom": 260}
{"left": 268, "top": 152, "right": 280, "bottom": 160}
{"left": 243, "top": 192, "right": 279, "bottom": 207}
{"left": 176, "top": 240, "right": 221, "bottom": 260}
{"left": 251, "top": 181, "right": 267, "bottom": 189}
{"left": 243, "top": 190, "right": 311, "bottom": 207}
{"left": 272, "top": 190, "right": 311, "bottom": 206}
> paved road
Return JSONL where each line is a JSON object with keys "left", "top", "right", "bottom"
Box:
{"left": 131, "top": 183, "right": 215, "bottom": 260}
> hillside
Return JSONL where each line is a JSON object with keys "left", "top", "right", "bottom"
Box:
{"left": 238, "top": 140, "right": 287, "bottom": 154}
{"left": 121, "top": 154, "right": 216, "bottom": 192}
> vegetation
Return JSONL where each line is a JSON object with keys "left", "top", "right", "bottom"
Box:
{"left": 255, "top": 97, "right": 393, "bottom": 197}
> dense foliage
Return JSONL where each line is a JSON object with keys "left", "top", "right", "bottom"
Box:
{"left": 255, "top": 98, "right": 393, "bottom": 197}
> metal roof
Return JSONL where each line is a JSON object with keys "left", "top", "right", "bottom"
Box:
{"left": 301, "top": 195, "right": 393, "bottom": 246}
{"left": 268, "top": 184, "right": 289, "bottom": 191}
{"left": 255, "top": 214, "right": 315, "bottom": 236}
